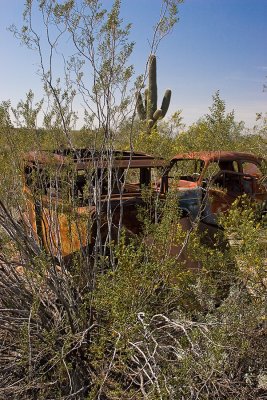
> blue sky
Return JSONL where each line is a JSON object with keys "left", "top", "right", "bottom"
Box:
{"left": 0, "top": 0, "right": 266, "bottom": 128}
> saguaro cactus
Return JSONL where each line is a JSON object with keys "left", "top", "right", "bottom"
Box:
{"left": 137, "top": 55, "right": 172, "bottom": 133}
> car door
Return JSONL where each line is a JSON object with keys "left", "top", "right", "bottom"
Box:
{"left": 241, "top": 160, "right": 267, "bottom": 203}
{"left": 202, "top": 170, "right": 239, "bottom": 224}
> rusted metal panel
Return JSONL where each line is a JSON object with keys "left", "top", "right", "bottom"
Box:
{"left": 171, "top": 151, "right": 264, "bottom": 164}
{"left": 41, "top": 205, "right": 96, "bottom": 258}
{"left": 24, "top": 150, "right": 168, "bottom": 169}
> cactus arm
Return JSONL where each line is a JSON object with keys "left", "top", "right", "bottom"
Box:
{"left": 147, "top": 119, "right": 154, "bottom": 130}
{"left": 153, "top": 109, "right": 163, "bottom": 121}
{"left": 160, "top": 89, "right": 171, "bottom": 118}
{"left": 152, "top": 90, "right": 171, "bottom": 122}
{"left": 136, "top": 92, "right": 146, "bottom": 121}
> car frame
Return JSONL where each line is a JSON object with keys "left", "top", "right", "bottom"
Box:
{"left": 167, "top": 151, "right": 267, "bottom": 225}
{"left": 22, "top": 148, "right": 168, "bottom": 260}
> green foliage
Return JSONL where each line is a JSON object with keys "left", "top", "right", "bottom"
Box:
{"left": 134, "top": 126, "right": 176, "bottom": 158}
{"left": 11, "top": 90, "right": 44, "bottom": 129}
{"left": 131, "top": 111, "right": 184, "bottom": 159}
{"left": 221, "top": 196, "right": 267, "bottom": 297}
{"left": 175, "top": 91, "right": 245, "bottom": 153}
{"left": 0, "top": 100, "right": 13, "bottom": 129}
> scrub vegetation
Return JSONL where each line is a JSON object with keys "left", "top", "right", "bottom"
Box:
{"left": 0, "top": 0, "right": 266, "bottom": 399}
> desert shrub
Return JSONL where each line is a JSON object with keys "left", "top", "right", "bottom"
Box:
{"left": 1, "top": 190, "right": 259, "bottom": 399}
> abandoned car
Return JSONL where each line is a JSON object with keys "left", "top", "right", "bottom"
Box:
{"left": 167, "top": 151, "right": 267, "bottom": 225}
{"left": 22, "top": 148, "right": 266, "bottom": 260}
{"left": 23, "top": 149, "right": 168, "bottom": 259}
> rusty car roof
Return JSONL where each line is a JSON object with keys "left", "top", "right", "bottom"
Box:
{"left": 171, "top": 151, "right": 263, "bottom": 163}
{"left": 24, "top": 149, "right": 168, "bottom": 169}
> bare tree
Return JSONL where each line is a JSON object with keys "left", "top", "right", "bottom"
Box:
{"left": 1, "top": 1, "right": 187, "bottom": 398}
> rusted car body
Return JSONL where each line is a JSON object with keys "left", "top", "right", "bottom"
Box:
{"left": 22, "top": 149, "right": 168, "bottom": 259}
{"left": 22, "top": 149, "right": 266, "bottom": 261}
{"left": 167, "top": 151, "right": 267, "bottom": 225}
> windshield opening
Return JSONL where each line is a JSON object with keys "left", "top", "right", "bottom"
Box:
{"left": 168, "top": 159, "right": 204, "bottom": 184}
{"left": 24, "top": 164, "right": 165, "bottom": 206}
